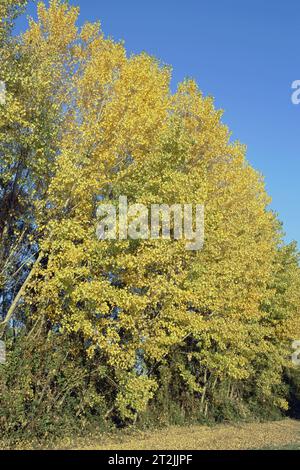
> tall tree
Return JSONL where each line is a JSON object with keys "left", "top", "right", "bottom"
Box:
{"left": 1, "top": 0, "right": 299, "bottom": 422}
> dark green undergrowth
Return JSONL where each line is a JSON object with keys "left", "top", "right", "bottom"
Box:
{"left": 0, "top": 325, "right": 299, "bottom": 448}
{"left": 0, "top": 325, "right": 114, "bottom": 446}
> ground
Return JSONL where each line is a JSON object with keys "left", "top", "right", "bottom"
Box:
{"left": 73, "top": 418, "right": 300, "bottom": 450}
{"left": 2, "top": 418, "right": 300, "bottom": 450}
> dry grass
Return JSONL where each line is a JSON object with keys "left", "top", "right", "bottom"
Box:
{"left": 74, "top": 418, "right": 300, "bottom": 450}
{"left": 2, "top": 418, "right": 299, "bottom": 450}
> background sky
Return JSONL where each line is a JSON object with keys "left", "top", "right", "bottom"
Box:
{"left": 16, "top": 0, "right": 300, "bottom": 245}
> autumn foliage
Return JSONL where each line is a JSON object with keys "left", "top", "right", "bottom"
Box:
{"left": 0, "top": 1, "right": 300, "bottom": 440}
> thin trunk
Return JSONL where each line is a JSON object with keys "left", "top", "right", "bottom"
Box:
{"left": 200, "top": 368, "right": 208, "bottom": 412}
{"left": 0, "top": 251, "right": 43, "bottom": 338}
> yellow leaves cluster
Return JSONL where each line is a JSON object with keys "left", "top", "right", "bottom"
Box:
{"left": 116, "top": 375, "right": 158, "bottom": 420}
{"left": 9, "top": 0, "right": 299, "bottom": 418}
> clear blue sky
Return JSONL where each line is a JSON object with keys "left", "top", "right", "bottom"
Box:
{"left": 16, "top": 1, "right": 300, "bottom": 245}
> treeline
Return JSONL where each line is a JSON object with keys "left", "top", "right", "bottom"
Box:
{"left": 0, "top": 0, "right": 300, "bottom": 444}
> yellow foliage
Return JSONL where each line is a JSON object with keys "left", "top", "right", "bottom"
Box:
{"left": 2, "top": 0, "right": 299, "bottom": 419}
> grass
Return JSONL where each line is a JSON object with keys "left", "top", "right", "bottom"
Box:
{"left": 72, "top": 418, "right": 300, "bottom": 450}
{"left": 2, "top": 418, "right": 299, "bottom": 450}
{"left": 259, "top": 443, "right": 300, "bottom": 450}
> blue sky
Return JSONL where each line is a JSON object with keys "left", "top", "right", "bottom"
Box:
{"left": 16, "top": 1, "right": 300, "bottom": 244}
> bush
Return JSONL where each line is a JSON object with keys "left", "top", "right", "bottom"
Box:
{"left": 0, "top": 323, "right": 112, "bottom": 444}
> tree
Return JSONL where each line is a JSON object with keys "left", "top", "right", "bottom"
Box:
{"left": 0, "top": 0, "right": 73, "bottom": 330}
{"left": 1, "top": 0, "right": 299, "bottom": 425}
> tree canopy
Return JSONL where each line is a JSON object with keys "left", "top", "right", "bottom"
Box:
{"left": 0, "top": 1, "right": 299, "bottom": 437}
